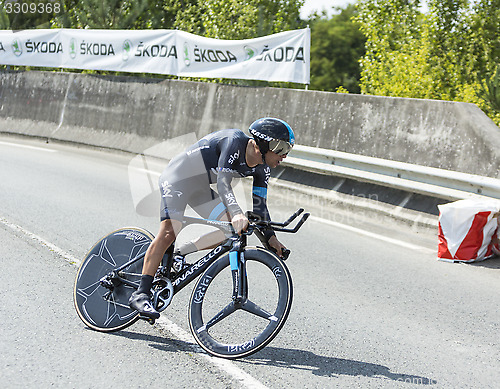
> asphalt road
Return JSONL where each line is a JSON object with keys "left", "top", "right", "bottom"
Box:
{"left": 1, "top": 135, "right": 499, "bottom": 388}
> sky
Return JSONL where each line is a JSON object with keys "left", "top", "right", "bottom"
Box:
{"left": 299, "top": 0, "right": 430, "bottom": 19}
{"left": 300, "top": 0, "right": 354, "bottom": 19}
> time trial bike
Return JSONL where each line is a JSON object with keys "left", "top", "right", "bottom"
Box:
{"left": 73, "top": 208, "right": 309, "bottom": 359}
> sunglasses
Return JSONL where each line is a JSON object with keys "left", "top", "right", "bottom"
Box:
{"left": 269, "top": 139, "right": 293, "bottom": 156}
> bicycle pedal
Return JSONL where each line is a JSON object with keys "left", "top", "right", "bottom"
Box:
{"left": 139, "top": 315, "right": 156, "bottom": 325}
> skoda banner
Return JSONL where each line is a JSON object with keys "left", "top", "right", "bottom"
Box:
{"left": 0, "top": 28, "right": 310, "bottom": 84}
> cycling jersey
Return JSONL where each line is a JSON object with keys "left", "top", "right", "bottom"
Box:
{"left": 159, "top": 129, "right": 273, "bottom": 237}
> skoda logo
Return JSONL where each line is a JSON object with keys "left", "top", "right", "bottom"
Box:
{"left": 69, "top": 38, "right": 77, "bottom": 59}
{"left": 244, "top": 45, "right": 257, "bottom": 61}
{"left": 122, "top": 39, "right": 132, "bottom": 61}
{"left": 183, "top": 42, "right": 190, "bottom": 67}
{"left": 12, "top": 39, "right": 22, "bottom": 57}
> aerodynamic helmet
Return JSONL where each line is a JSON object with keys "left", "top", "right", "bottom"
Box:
{"left": 248, "top": 117, "right": 295, "bottom": 156}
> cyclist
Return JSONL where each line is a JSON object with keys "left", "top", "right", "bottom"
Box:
{"left": 129, "top": 117, "right": 295, "bottom": 319}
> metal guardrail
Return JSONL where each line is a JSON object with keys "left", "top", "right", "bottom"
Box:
{"left": 283, "top": 145, "right": 500, "bottom": 201}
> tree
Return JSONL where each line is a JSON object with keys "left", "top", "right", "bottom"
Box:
{"left": 354, "top": 0, "right": 500, "bottom": 125}
{"left": 55, "top": 0, "right": 303, "bottom": 38}
{"left": 0, "top": 1, "right": 10, "bottom": 29}
{"left": 354, "top": 0, "right": 426, "bottom": 97}
{"left": 199, "top": 0, "right": 303, "bottom": 40}
{"left": 308, "top": 5, "right": 366, "bottom": 93}
{"left": 56, "top": 0, "right": 148, "bottom": 29}
{"left": 136, "top": 0, "right": 202, "bottom": 31}
{"left": 0, "top": 0, "right": 62, "bottom": 29}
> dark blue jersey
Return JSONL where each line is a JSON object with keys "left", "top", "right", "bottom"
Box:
{"left": 186, "top": 129, "right": 271, "bottom": 220}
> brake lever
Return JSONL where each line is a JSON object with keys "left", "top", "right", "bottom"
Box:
{"left": 269, "top": 246, "right": 291, "bottom": 260}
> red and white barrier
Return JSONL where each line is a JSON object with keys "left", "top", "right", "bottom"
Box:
{"left": 438, "top": 199, "right": 500, "bottom": 262}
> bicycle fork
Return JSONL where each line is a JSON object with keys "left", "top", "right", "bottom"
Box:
{"left": 229, "top": 239, "right": 248, "bottom": 305}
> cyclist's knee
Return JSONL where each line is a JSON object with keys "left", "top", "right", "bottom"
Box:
{"left": 157, "top": 219, "right": 182, "bottom": 240}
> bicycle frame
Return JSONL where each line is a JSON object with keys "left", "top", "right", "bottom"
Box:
{"left": 105, "top": 209, "right": 309, "bottom": 308}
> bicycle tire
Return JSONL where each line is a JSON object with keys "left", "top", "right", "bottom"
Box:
{"left": 188, "top": 247, "right": 293, "bottom": 359}
{"left": 73, "top": 227, "right": 153, "bottom": 332}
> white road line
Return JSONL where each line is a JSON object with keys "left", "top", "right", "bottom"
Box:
{"left": 0, "top": 217, "right": 81, "bottom": 264}
{"left": 0, "top": 216, "right": 269, "bottom": 389}
{"left": 156, "top": 316, "right": 268, "bottom": 389}
{"left": 310, "top": 215, "right": 436, "bottom": 254}
{"left": 0, "top": 140, "right": 57, "bottom": 153}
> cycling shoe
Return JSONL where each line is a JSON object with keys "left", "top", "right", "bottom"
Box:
{"left": 128, "top": 291, "right": 160, "bottom": 319}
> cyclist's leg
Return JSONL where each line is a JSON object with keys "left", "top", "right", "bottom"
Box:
{"left": 142, "top": 218, "right": 182, "bottom": 276}
{"left": 177, "top": 191, "right": 230, "bottom": 254}
{"left": 191, "top": 214, "right": 229, "bottom": 251}
{"left": 129, "top": 169, "right": 187, "bottom": 317}
{"left": 130, "top": 219, "right": 183, "bottom": 318}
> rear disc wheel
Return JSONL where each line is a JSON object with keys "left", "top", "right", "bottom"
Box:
{"left": 73, "top": 227, "right": 153, "bottom": 332}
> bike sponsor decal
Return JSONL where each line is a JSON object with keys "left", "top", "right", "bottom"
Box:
{"left": 205, "top": 219, "right": 232, "bottom": 227}
{"left": 272, "top": 266, "right": 282, "bottom": 278}
{"left": 115, "top": 230, "right": 148, "bottom": 242}
{"left": 228, "top": 339, "right": 255, "bottom": 353}
{"left": 193, "top": 274, "right": 213, "bottom": 304}
{"left": 172, "top": 245, "right": 224, "bottom": 287}
{"left": 232, "top": 269, "right": 239, "bottom": 295}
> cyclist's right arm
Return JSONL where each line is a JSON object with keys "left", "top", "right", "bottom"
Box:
{"left": 215, "top": 138, "right": 245, "bottom": 217}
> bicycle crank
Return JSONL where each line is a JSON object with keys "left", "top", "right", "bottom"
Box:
{"left": 152, "top": 277, "right": 174, "bottom": 312}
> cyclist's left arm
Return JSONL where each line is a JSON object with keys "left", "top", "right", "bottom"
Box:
{"left": 252, "top": 166, "right": 287, "bottom": 256}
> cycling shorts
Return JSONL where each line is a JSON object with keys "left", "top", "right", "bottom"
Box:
{"left": 158, "top": 154, "right": 228, "bottom": 222}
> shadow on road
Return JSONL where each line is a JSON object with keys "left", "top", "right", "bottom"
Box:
{"left": 109, "top": 329, "right": 436, "bottom": 385}
{"left": 467, "top": 255, "right": 500, "bottom": 269}
{"left": 242, "top": 346, "right": 437, "bottom": 385}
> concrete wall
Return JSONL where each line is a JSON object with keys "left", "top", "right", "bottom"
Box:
{"left": 1, "top": 70, "right": 499, "bottom": 178}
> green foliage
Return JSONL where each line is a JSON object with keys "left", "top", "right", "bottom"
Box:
{"left": 54, "top": 0, "right": 303, "bottom": 37}
{"left": 308, "top": 5, "right": 366, "bottom": 93}
{"left": 0, "top": 0, "right": 62, "bottom": 29}
{"left": 354, "top": 0, "right": 425, "bottom": 96}
{"left": 199, "top": 0, "right": 303, "bottom": 39}
{"left": 55, "top": 0, "right": 148, "bottom": 29}
{"left": 478, "top": 65, "right": 500, "bottom": 116}
{"left": 0, "top": 1, "right": 10, "bottom": 29}
{"left": 355, "top": 0, "right": 500, "bottom": 126}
